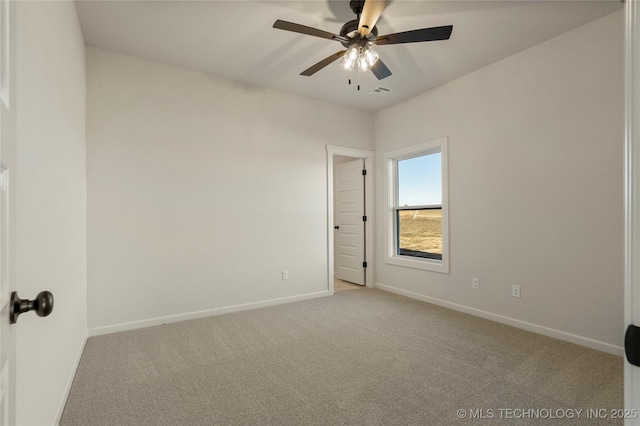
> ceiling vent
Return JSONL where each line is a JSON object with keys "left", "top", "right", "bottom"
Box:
{"left": 368, "top": 86, "right": 393, "bottom": 97}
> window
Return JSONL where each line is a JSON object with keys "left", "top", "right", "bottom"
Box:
{"left": 384, "top": 137, "right": 449, "bottom": 273}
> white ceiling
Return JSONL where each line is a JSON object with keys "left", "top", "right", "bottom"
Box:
{"left": 75, "top": 0, "right": 622, "bottom": 112}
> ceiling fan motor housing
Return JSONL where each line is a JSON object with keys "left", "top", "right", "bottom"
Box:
{"left": 339, "top": 19, "right": 378, "bottom": 48}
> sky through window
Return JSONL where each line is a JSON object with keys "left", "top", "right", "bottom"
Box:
{"left": 397, "top": 152, "right": 442, "bottom": 206}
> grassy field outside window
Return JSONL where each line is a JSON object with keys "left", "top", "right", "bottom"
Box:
{"left": 397, "top": 208, "right": 442, "bottom": 259}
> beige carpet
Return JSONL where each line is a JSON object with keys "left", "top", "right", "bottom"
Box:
{"left": 61, "top": 288, "right": 623, "bottom": 425}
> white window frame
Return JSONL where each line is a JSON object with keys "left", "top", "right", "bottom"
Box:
{"left": 384, "top": 137, "right": 449, "bottom": 273}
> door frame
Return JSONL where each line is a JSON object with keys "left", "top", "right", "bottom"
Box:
{"left": 327, "top": 145, "right": 375, "bottom": 294}
{"left": 625, "top": 0, "right": 640, "bottom": 421}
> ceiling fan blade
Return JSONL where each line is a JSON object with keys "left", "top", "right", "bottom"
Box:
{"left": 371, "top": 59, "right": 392, "bottom": 80}
{"left": 358, "top": 0, "right": 387, "bottom": 36}
{"left": 376, "top": 25, "right": 453, "bottom": 45}
{"left": 300, "top": 50, "right": 347, "bottom": 76}
{"left": 273, "top": 20, "right": 348, "bottom": 43}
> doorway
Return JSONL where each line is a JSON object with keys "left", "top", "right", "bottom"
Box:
{"left": 326, "top": 145, "right": 375, "bottom": 295}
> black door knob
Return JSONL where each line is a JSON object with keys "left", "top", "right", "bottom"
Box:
{"left": 334, "top": 225, "right": 340, "bottom": 230}
{"left": 10, "top": 291, "right": 54, "bottom": 324}
{"left": 626, "top": 324, "right": 640, "bottom": 367}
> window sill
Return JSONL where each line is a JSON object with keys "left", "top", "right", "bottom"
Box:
{"left": 386, "top": 255, "right": 449, "bottom": 274}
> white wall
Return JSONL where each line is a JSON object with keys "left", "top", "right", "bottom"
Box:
{"left": 374, "top": 11, "right": 624, "bottom": 353}
{"left": 16, "top": 1, "right": 87, "bottom": 424}
{"left": 86, "top": 47, "right": 374, "bottom": 331}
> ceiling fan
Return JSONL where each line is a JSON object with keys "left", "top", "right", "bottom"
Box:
{"left": 273, "top": 0, "right": 453, "bottom": 81}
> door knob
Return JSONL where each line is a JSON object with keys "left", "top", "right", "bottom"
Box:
{"left": 10, "top": 291, "right": 54, "bottom": 324}
{"left": 626, "top": 324, "right": 640, "bottom": 367}
{"left": 334, "top": 225, "right": 340, "bottom": 229}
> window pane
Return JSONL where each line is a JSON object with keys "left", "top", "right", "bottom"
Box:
{"left": 397, "top": 152, "right": 441, "bottom": 206}
{"left": 397, "top": 208, "right": 442, "bottom": 260}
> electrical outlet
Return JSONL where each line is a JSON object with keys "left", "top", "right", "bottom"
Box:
{"left": 512, "top": 285, "right": 521, "bottom": 298}
{"left": 282, "top": 270, "right": 289, "bottom": 280}
{"left": 472, "top": 278, "right": 479, "bottom": 289}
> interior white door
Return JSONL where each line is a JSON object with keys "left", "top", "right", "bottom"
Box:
{"left": 334, "top": 159, "right": 365, "bottom": 285}
{"left": 0, "top": 0, "right": 15, "bottom": 423}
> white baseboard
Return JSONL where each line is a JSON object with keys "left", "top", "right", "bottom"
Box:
{"left": 375, "top": 282, "right": 623, "bottom": 356}
{"left": 53, "top": 329, "right": 88, "bottom": 426}
{"left": 88, "top": 290, "right": 331, "bottom": 337}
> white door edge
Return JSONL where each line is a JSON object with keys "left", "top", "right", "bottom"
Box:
{"left": 625, "top": 0, "right": 640, "bottom": 424}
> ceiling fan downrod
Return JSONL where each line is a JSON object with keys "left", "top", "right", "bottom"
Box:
{"left": 349, "top": 0, "right": 365, "bottom": 17}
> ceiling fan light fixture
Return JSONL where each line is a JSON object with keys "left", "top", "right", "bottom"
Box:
{"left": 358, "top": 55, "right": 371, "bottom": 72}
{"left": 362, "top": 47, "right": 379, "bottom": 68}
{"left": 342, "top": 45, "right": 379, "bottom": 73}
{"left": 342, "top": 45, "right": 359, "bottom": 71}
{"left": 356, "top": 46, "right": 379, "bottom": 72}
